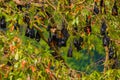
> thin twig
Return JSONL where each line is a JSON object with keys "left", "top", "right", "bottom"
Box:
{"left": 45, "top": 0, "right": 56, "bottom": 10}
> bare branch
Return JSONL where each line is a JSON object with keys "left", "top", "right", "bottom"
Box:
{"left": 104, "top": 46, "right": 109, "bottom": 74}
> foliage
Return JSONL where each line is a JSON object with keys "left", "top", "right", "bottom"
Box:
{"left": 0, "top": 0, "right": 120, "bottom": 80}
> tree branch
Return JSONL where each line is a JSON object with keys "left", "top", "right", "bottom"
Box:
{"left": 33, "top": 24, "right": 69, "bottom": 68}
{"left": 104, "top": 46, "right": 109, "bottom": 74}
